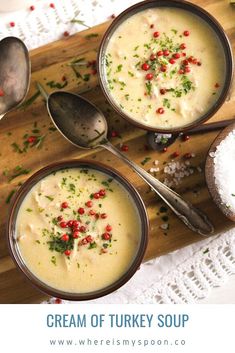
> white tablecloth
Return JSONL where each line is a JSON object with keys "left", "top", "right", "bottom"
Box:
{"left": 1, "top": 0, "right": 235, "bottom": 304}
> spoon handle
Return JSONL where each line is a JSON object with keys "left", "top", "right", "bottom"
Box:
{"left": 101, "top": 141, "right": 214, "bottom": 236}
{"left": 36, "top": 82, "right": 49, "bottom": 100}
{"left": 188, "top": 118, "right": 235, "bottom": 135}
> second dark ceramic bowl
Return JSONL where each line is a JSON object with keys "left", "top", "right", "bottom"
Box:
{"left": 7, "top": 160, "right": 149, "bottom": 301}
{"left": 98, "top": 0, "right": 234, "bottom": 133}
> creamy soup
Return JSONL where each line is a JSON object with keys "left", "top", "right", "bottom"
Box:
{"left": 104, "top": 8, "right": 226, "bottom": 129}
{"left": 16, "top": 168, "right": 141, "bottom": 293}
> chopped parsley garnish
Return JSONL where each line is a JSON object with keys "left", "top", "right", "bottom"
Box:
{"left": 8, "top": 166, "right": 31, "bottom": 181}
{"left": 11, "top": 142, "right": 24, "bottom": 154}
{"left": 47, "top": 236, "right": 73, "bottom": 254}
{"left": 163, "top": 98, "right": 171, "bottom": 109}
{"left": 51, "top": 256, "right": 57, "bottom": 265}
{"left": 88, "top": 242, "right": 97, "bottom": 249}
{"left": 19, "top": 90, "right": 40, "bottom": 110}
{"left": 68, "top": 183, "right": 76, "bottom": 194}
{"left": 116, "top": 64, "right": 123, "bottom": 73}
{"left": 70, "top": 19, "right": 90, "bottom": 28}
{"left": 11, "top": 124, "right": 46, "bottom": 153}
{"left": 145, "top": 81, "right": 152, "bottom": 95}
{"left": 141, "top": 157, "right": 151, "bottom": 166}
{"left": 52, "top": 218, "right": 58, "bottom": 225}
{"left": 118, "top": 81, "right": 126, "bottom": 88}
{"left": 101, "top": 178, "right": 113, "bottom": 188}
{"left": 83, "top": 73, "right": 90, "bottom": 82}
{"left": 5, "top": 189, "right": 16, "bottom": 204}
{"left": 181, "top": 76, "right": 195, "bottom": 94}
{"left": 85, "top": 33, "right": 98, "bottom": 39}
{"left": 48, "top": 126, "right": 57, "bottom": 132}
{"left": 46, "top": 80, "right": 68, "bottom": 89}
{"left": 45, "top": 195, "right": 54, "bottom": 201}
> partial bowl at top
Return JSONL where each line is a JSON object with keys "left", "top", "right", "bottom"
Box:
{"left": 7, "top": 160, "right": 148, "bottom": 301}
{"left": 98, "top": 0, "right": 233, "bottom": 133}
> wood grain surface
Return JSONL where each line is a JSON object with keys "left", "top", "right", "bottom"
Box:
{"left": 0, "top": 0, "right": 234, "bottom": 303}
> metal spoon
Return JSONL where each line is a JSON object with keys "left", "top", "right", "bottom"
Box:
{"left": 37, "top": 83, "right": 214, "bottom": 236}
{"left": 147, "top": 118, "right": 235, "bottom": 151}
{"left": 0, "top": 37, "right": 30, "bottom": 120}
{"left": 147, "top": 132, "right": 178, "bottom": 151}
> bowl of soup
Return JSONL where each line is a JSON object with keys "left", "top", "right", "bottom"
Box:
{"left": 98, "top": 0, "right": 233, "bottom": 133}
{"left": 7, "top": 160, "right": 149, "bottom": 300}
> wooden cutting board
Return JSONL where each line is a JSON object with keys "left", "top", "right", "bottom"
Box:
{"left": 0, "top": 0, "right": 234, "bottom": 304}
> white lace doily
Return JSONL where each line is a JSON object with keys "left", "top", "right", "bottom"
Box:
{"left": 0, "top": 0, "right": 139, "bottom": 50}
{"left": 1, "top": 0, "right": 235, "bottom": 304}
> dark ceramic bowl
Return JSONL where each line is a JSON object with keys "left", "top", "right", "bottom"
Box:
{"left": 98, "top": 0, "right": 233, "bottom": 133}
{"left": 7, "top": 160, "right": 149, "bottom": 301}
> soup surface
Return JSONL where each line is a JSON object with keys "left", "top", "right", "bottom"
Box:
{"left": 104, "top": 7, "right": 225, "bottom": 129}
{"left": 16, "top": 168, "right": 141, "bottom": 293}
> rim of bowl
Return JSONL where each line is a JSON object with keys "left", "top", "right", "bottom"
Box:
{"left": 97, "top": 0, "right": 234, "bottom": 134}
{"left": 205, "top": 122, "right": 235, "bottom": 221}
{"left": 7, "top": 159, "right": 149, "bottom": 301}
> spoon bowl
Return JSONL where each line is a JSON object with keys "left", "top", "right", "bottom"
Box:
{"left": 37, "top": 83, "right": 214, "bottom": 236}
{"left": 0, "top": 37, "right": 30, "bottom": 119}
{"left": 205, "top": 122, "right": 235, "bottom": 221}
{"left": 48, "top": 91, "right": 108, "bottom": 149}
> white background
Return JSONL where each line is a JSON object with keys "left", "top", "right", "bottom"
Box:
{"left": 0, "top": 304, "right": 235, "bottom": 353}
